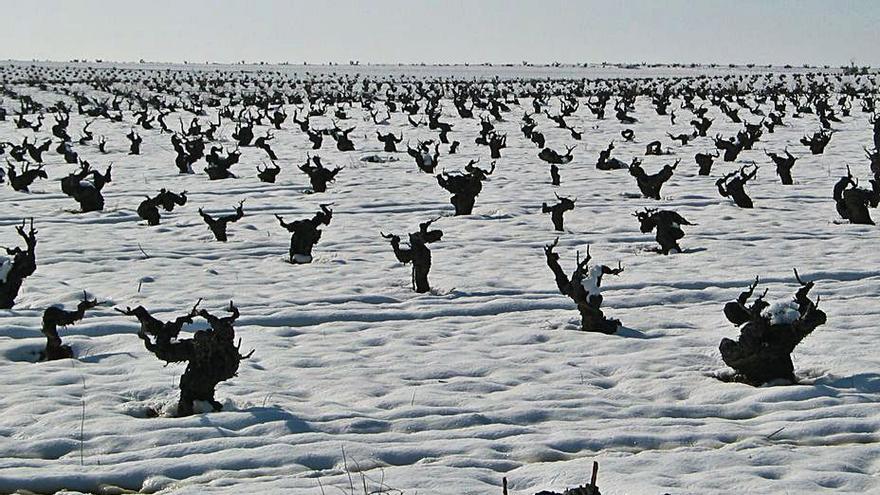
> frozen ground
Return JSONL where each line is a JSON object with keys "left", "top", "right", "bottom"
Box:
{"left": 0, "top": 63, "right": 879, "bottom": 494}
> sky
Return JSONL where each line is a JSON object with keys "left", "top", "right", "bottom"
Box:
{"left": 2, "top": 0, "right": 878, "bottom": 66}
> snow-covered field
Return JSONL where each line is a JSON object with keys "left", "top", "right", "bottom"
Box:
{"left": 1, "top": 63, "right": 879, "bottom": 494}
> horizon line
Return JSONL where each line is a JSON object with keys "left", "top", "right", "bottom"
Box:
{"left": 2, "top": 59, "right": 874, "bottom": 69}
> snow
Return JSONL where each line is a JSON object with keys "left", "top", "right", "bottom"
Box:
{"left": 0, "top": 256, "right": 13, "bottom": 285}
{"left": 580, "top": 265, "right": 606, "bottom": 297}
{"left": 762, "top": 300, "right": 802, "bottom": 326}
{"left": 421, "top": 152, "right": 434, "bottom": 168}
{"left": 0, "top": 62, "right": 879, "bottom": 494}
{"left": 291, "top": 254, "right": 313, "bottom": 264}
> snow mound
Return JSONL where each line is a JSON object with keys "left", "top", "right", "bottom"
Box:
{"left": 291, "top": 254, "right": 313, "bottom": 264}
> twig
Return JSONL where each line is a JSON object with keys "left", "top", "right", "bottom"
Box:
{"left": 137, "top": 243, "right": 150, "bottom": 259}
{"left": 342, "top": 446, "right": 355, "bottom": 495}
{"left": 767, "top": 427, "right": 785, "bottom": 439}
{"left": 80, "top": 375, "right": 86, "bottom": 466}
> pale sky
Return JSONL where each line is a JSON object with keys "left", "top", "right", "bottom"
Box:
{"left": 2, "top": 0, "right": 878, "bottom": 66}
